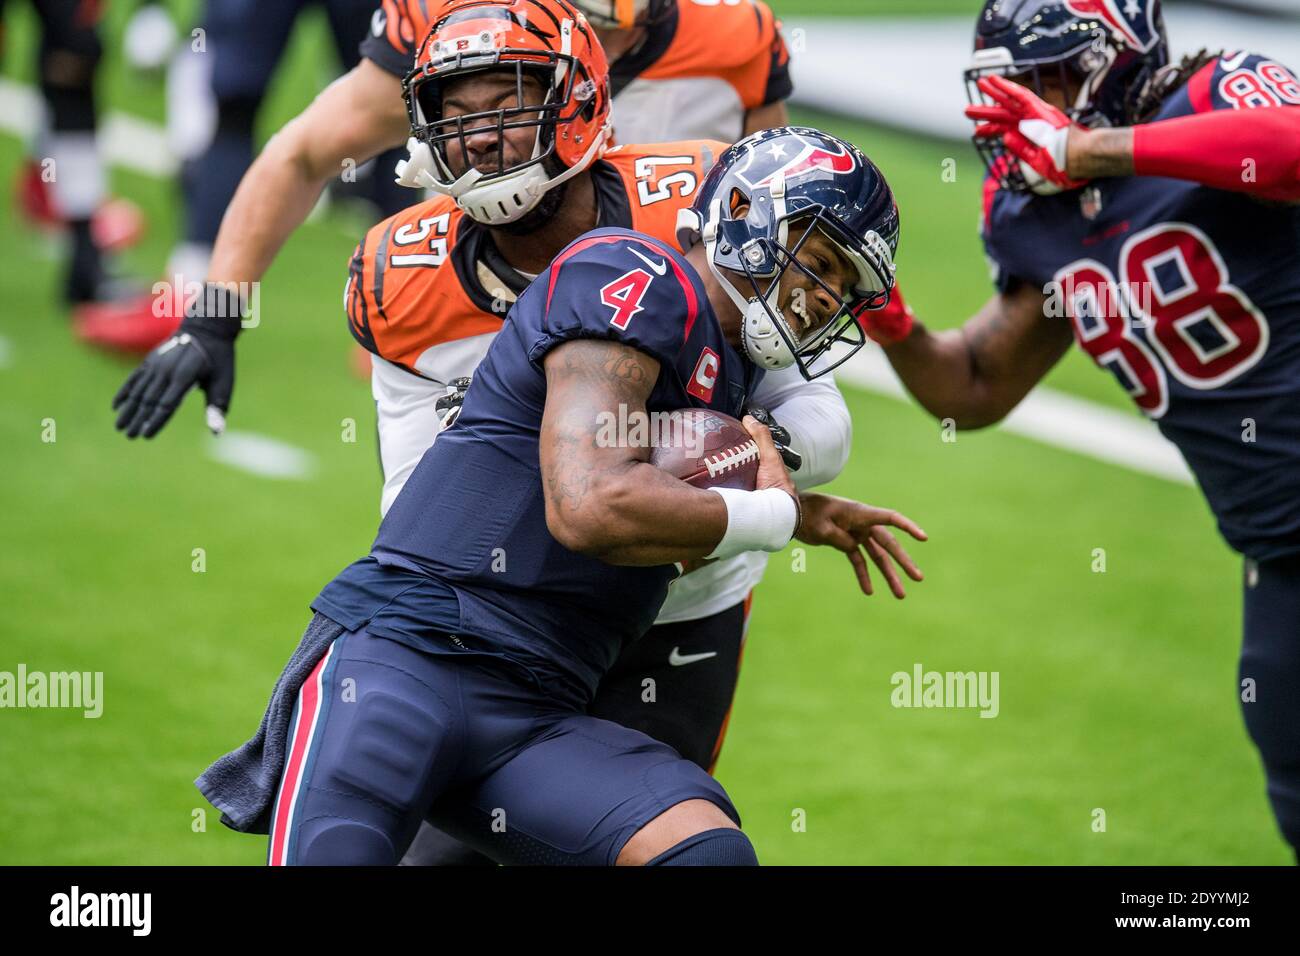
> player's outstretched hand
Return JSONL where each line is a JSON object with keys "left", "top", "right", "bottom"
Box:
{"left": 112, "top": 287, "right": 242, "bottom": 439}
{"left": 796, "top": 493, "right": 927, "bottom": 598}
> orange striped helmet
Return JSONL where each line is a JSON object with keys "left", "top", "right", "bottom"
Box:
{"left": 399, "top": 0, "right": 612, "bottom": 225}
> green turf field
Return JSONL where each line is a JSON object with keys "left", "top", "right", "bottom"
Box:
{"left": 0, "top": 2, "right": 1286, "bottom": 864}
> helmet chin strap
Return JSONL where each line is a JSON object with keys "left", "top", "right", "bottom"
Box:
{"left": 701, "top": 174, "right": 800, "bottom": 371}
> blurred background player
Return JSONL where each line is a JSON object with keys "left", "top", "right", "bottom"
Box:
{"left": 862, "top": 0, "right": 1300, "bottom": 858}
{"left": 7, "top": 0, "right": 155, "bottom": 338}
{"left": 107, "top": 0, "right": 793, "bottom": 431}
{"left": 80, "top": 0, "right": 413, "bottom": 353}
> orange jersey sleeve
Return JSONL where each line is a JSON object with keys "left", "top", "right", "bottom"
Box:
{"left": 642, "top": 0, "right": 792, "bottom": 110}
{"left": 345, "top": 197, "right": 503, "bottom": 377}
{"left": 603, "top": 140, "right": 729, "bottom": 245}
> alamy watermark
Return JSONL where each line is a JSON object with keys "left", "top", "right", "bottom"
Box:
{"left": 0, "top": 665, "right": 103, "bottom": 718}
{"left": 595, "top": 404, "right": 707, "bottom": 457}
{"left": 890, "top": 663, "right": 999, "bottom": 718}
{"left": 50, "top": 886, "right": 150, "bottom": 935}
{"left": 150, "top": 277, "right": 261, "bottom": 329}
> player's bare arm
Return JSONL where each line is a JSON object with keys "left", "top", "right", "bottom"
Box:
{"left": 540, "top": 338, "right": 926, "bottom": 590}
{"left": 112, "top": 59, "right": 411, "bottom": 440}
{"left": 743, "top": 100, "right": 789, "bottom": 136}
{"left": 878, "top": 282, "right": 1073, "bottom": 429}
{"left": 207, "top": 59, "right": 411, "bottom": 284}
{"left": 540, "top": 338, "right": 736, "bottom": 564}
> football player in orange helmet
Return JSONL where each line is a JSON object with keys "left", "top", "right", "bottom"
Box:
{"left": 109, "top": 0, "right": 793, "bottom": 444}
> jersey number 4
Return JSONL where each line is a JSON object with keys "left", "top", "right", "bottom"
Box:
{"left": 601, "top": 268, "right": 654, "bottom": 330}
{"left": 1056, "top": 223, "right": 1269, "bottom": 418}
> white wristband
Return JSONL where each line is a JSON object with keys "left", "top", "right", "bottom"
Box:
{"left": 705, "top": 487, "right": 799, "bottom": 560}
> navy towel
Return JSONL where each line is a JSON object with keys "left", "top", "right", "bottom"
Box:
{"left": 195, "top": 612, "right": 345, "bottom": 833}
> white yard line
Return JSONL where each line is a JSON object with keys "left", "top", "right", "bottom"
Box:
{"left": 836, "top": 348, "right": 1194, "bottom": 486}
{"left": 206, "top": 431, "right": 317, "bottom": 481}
{"left": 0, "top": 78, "right": 1194, "bottom": 486}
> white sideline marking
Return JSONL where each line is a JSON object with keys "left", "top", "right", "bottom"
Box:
{"left": 206, "top": 431, "right": 317, "bottom": 481}
{"left": 0, "top": 335, "right": 13, "bottom": 368}
{"left": 0, "top": 77, "right": 1195, "bottom": 487}
{"left": 836, "top": 348, "right": 1195, "bottom": 486}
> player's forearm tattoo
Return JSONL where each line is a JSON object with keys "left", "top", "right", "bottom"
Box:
{"left": 545, "top": 425, "right": 594, "bottom": 512}
{"left": 601, "top": 350, "right": 650, "bottom": 388}
{"left": 542, "top": 340, "right": 659, "bottom": 515}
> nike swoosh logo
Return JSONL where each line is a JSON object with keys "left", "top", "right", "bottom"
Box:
{"left": 669, "top": 647, "right": 718, "bottom": 666}
{"left": 628, "top": 246, "right": 668, "bottom": 276}
{"left": 1221, "top": 50, "right": 1249, "bottom": 71}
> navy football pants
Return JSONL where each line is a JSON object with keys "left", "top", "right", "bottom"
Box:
{"left": 401, "top": 597, "right": 751, "bottom": 865}
{"left": 1241, "top": 553, "right": 1300, "bottom": 857}
{"left": 268, "top": 618, "right": 740, "bottom": 865}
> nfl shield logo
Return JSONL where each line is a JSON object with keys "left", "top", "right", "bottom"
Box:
{"left": 1080, "top": 186, "right": 1104, "bottom": 221}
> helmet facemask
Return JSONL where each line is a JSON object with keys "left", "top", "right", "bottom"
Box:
{"left": 399, "top": 11, "right": 608, "bottom": 225}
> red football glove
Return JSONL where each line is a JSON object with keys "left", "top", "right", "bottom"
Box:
{"left": 856, "top": 284, "right": 914, "bottom": 346}
{"left": 965, "top": 74, "right": 1089, "bottom": 194}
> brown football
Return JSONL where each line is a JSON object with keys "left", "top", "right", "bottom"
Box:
{"left": 648, "top": 409, "right": 759, "bottom": 491}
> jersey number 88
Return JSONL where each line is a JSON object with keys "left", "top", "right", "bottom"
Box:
{"left": 1055, "top": 222, "right": 1269, "bottom": 418}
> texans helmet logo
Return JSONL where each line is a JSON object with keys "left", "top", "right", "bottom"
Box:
{"left": 737, "top": 136, "right": 859, "bottom": 191}
{"left": 1063, "top": 0, "right": 1160, "bottom": 53}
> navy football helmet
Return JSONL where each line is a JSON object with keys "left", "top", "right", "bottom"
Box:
{"left": 677, "top": 126, "right": 899, "bottom": 380}
{"left": 966, "top": 0, "right": 1169, "bottom": 191}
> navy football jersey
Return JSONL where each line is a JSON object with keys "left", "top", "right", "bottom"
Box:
{"left": 983, "top": 52, "right": 1300, "bottom": 560}
{"left": 325, "top": 227, "right": 758, "bottom": 701}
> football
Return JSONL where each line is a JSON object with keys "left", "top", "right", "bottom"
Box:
{"left": 648, "top": 408, "right": 759, "bottom": 491}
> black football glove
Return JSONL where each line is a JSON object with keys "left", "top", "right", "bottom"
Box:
{"left": 112, "top": 285, "right": 244, "bottom": 439}
{"left": 744, "top": 403, "right": 803, "bottom": 472}
{"left": 434, "top": 377, "right": 473, "bottom": 429}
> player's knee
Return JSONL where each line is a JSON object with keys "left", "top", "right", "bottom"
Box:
{"left": 645, "top": 827, "right": 758, "bottom": 866}
{"left": 617, "top": 798, "right": 741, "bottom": 865}
{"left": 292, "top": 819, "right": 401, "bottom": 866}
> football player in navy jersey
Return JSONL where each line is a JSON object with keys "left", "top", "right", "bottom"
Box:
{"left": 197, "top": 126, "right": 927, "bottom": 865}
{"left": 859, "top": 0, "right": 1300, "bottom": 857}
